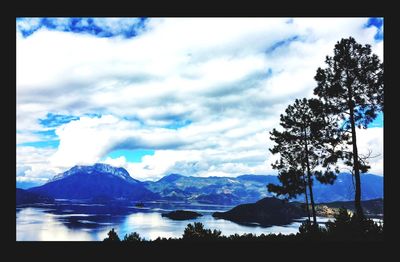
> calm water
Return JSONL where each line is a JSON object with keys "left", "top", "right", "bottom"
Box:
{"left": 15, "top": 201, "right": 345, "bottom": 241}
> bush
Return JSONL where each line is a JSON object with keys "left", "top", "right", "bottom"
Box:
{"left": 325, "top": 208, "right": 353, "bottom": 235}
{"left": 182, "top": 222, "right": 222, "bottom": 240}
{"left": 298, "top": 219, "right": 326, "bottom": 237}
{"left": 325, "top": 208, "right": 383, "bottom": 240}
{"left": 227, "top": 233, "right": 258, "bottom": 241}
{"left": 123, "top": 232, "right": 143, "bottom": 242}
{"left": 103, "top": 228, "right": 120, "bottom": 242}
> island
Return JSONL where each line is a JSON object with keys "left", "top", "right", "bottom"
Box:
{"left": 212, "top": 197, "right": 306, "bottom": 226}
{"left": 161, "top": 210, "right": 203, "bottom": 220}
{"left": 135, "top": 202, "right": 145, "bottom": 208}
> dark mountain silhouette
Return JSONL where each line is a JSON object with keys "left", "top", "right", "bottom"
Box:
{"left": 16, "top": 188, "right": 54, "bottom": 205}
{"left": 212, "top": 197, "right": 307, "bottom": 226}
{"left": 28, "top": 163, "right": 159, "bottom": 201}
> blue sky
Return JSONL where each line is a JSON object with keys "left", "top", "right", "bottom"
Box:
{"left": 105, "top": 149, "right": 155, "bottom": 163}
{"left": 365, "top": 17, "right": 383, "bottom": 40}
{"left": 17, "top": 17, "right": 148, "bottom": 38}
{"left": 368, "top": 112, "right": 383, "bottom": 128}
{"left": 16, "top": 17, "right": 384, "bottom": 41}
{"left": 16, "top": 17, "right": 384, "bottom": 185}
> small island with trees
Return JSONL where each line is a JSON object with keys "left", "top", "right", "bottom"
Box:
{"left": 162, "top": 210, "right": 203, "bottom": 220}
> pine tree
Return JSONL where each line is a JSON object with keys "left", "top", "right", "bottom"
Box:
{"left": 268, "top": 98, "right": 343, "bottom": 227}
{"left": 314, "top": 37, "right": 384, "bottom": 219}
{"left": 103, "top": 228, "right": 120, "bottom": 242}
{"left": 123, "top": 232, "right": 143, "bottom": 242}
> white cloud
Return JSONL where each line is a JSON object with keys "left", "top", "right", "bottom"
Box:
{"left": 16, "top": 131, "right": 41, "bottom": 144}
{"left": 356, "top": 127, "right": 384, "bottom": 175}
{"left": 16, "top": 18, "right": 384, "bottom": 182}
{"left": 50, "top": 115, "right": 130, "bottom": 168}
{"left": 17, "top": 146, "right": 59, "bottom": 183}
{"left": 102, "top": 156, "right": 128, "bottom": 168}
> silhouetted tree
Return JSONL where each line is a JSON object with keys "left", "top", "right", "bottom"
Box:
{"left": 325, "top": 208, "right": 383, "bottom": 240}
{"left": 182, "top": 222, "right": 221, "bottom": 240}
{"left": 268, "top": 98, "right": 343, "bottom": 227}
{"left": 314, "top": 37, "right": 384, "bottom": 220}
{"left": 267, "top": 156, "right": 311, "bottom": 219}
{"left": 123, "top": 232, "right": 143, "bottom": 242}
{"left": 103, "top": 228, "right": 120, "bottom": 242}
{"left": 298, "top": 219, "right": 326, "bottom": 237}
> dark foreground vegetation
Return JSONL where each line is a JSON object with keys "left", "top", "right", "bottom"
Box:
{"left": 104, "top": 208, "right": 383, "bottom": 242}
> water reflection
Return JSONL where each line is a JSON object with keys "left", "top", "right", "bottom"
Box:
{"left": 18, "top": 203, "right": 381, "bottom": 241}
{"left": 17, "top": 205, "right": 309, "bottom": 241}
{"left": 17, "top": 208, "right": 93, "bottom": 241}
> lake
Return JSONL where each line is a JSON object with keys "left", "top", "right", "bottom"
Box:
{"left": 15, "top": 201, "right": 346, "bottom": 241}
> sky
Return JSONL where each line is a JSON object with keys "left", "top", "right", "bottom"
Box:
{"left": 16, "top": 17, "right": 384, "bottom": 186}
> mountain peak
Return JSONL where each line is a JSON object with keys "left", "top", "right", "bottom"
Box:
{"left": 30, "top": 163, "right": 158, "bottom": 200}
{"left": 48, "top": 163, "right": 138, "bottom": 184}
{"left": 158, "top": 173, "right": 183, "bottom": 183}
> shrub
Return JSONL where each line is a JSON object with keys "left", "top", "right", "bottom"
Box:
{"left": 325, "top": 208, "right": 383, "bottom": 240}
{"left": 182, "top": 222, "right": 222, "bottom": 240}
{"left": 298, "top": 219, "right": 326, "bottom": 237}
{"left": 123, "top": 232, "right": 143, "bottom": 242}
{"left": 103, "top": 228, "right": 120, "bottom": 242}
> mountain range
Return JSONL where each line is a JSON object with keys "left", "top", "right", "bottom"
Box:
{"left": 143, "top": 172, "right": 383, "bottom": 204}
{"left": 20, "top": 163, "right": 383, "bottom": 205}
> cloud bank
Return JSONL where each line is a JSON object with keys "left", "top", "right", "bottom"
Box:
{"left": 16, "top": 17, "right": 384, "bottom": 183}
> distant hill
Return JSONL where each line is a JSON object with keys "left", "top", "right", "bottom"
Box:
{"left": 316, "top": 198, "right": 383, "bottom": 218}
{"left": 212, "top": 197, "right": 307, "bottom": 226}
{"left": 16, "top": 181, "right": 43, "bottom": 190}
{"left": 143, "top": 173, "right": 383, "bottom": 204}
{"left": 143, "top": 174, "right": 278, "bottom": 204}
{"left": 28, "top": 163, "right": 159, "bottom": 201}
{"left": 308, "top": 173, "right": 383, "bottom": 203}
{"left": 16, "top": 188, "right": 54, "bottom": 205}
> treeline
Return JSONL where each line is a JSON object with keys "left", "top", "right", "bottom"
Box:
{"left": 266, "top": 37, "right": 383, "bottom": 231}
{"left": 104, "top": 208, "right": 383, "bottom": 242}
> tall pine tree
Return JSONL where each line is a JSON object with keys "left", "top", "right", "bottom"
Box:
{"left": 314, "top": 37, "right": 384, "bottom": 220}
{"left": 268, "top": 98, "right": 343, "bottom": 227}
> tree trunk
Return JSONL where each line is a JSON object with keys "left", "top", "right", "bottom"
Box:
{"left": 301, "top": 165, "right": 311, "bottom": 221}
{"left": 303, "top": 130, "right": 317, "bottom": 227}
{"left": 306, "top": 172, "right": 317, "bottom": 227}
{"left": 304, "top": 179, "right": 311, "bottom": 222}
{"left": 349, "top": 102, "right": 364, "bottom": 220}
